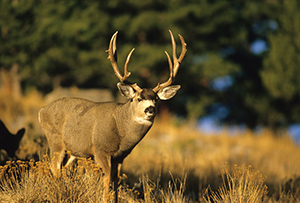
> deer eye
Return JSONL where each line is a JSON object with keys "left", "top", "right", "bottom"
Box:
{"left": 137, "top": 98, "right": 142, "bottom": 102}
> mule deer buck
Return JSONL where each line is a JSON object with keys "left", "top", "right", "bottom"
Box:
{"left": 39, "top": 30, "right": 187, "bottom": 203}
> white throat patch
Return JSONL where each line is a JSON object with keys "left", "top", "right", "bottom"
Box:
{"left": 135, "top": 117, "right": 153, "bottom": 125}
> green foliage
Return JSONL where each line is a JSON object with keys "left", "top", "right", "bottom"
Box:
{"left": 216, "top": 0, "right": 300, "bottom": 128}
{"left": 0, "top": 0, "right": 35, "bottom": 68}
{"left": 261, "top": 0, "right": 300, "bottom": 100}
{"left": 259, "top": 0, "right": 300, "bottom": 127}
{"left": 1, "top": 0, "right": 299, "bottom": 129}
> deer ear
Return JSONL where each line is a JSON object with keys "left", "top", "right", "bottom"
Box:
{"left": 16, "top": 128, "right": 25, "bottom": 141}
{"left": 157, "top": 85, "right": 181, "bottom": 100}
{"left": 117, "top": 82, "right": 135, "bottom": 99}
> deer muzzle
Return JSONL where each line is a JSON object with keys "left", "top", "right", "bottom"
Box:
{"left": 144, "top": 106, "right": 155, "bottom": 116}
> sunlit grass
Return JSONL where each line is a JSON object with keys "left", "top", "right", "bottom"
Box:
{"left": 206, "top": 165, "right": 268, "bottom": 203}
{"left": 0, "top": 156, "right": 189, "bottom": 203}
{"left": 1, "top": 89, "right": 300, "bottom": 202}
{"left": 0, "top": 129, "right": 300, "bottom": 202}
{"left": 0, "top": 156, "right": 106, "bottom": 203}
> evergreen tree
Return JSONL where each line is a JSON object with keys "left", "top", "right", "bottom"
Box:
{"left": 1, "top": 0, "right": 299, "bottom": 130}
{"left": 0, "top": 0, "right": 35, "bottom": 79}
{"left": 260, "top": 0, "right": 300, "bottom": 127}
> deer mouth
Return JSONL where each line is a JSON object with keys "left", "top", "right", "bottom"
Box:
{"left": 145, "top": 114, "right": 155, "bottom": 121}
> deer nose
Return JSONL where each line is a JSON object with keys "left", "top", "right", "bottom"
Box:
{"left": 144, "top": 106, "right": 155, "bottom": 115}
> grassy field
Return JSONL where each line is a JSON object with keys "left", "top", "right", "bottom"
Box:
{"left": 0, "top": 90, "right": 300, "bottom": 202}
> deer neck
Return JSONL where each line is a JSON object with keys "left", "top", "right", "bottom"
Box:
{"left": 115, "top": 101, "right": 154, "bottom": 137}
{"left": 112, "top": 101, "right": 153, "bottom": 160}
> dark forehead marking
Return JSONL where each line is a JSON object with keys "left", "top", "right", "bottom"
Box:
{"left": 140, "top": 88, "right": 157, "bottom": 100}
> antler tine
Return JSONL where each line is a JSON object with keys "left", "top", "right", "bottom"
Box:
{"left": 124, "top": 48, "right": 143, "bottom": 92}
{"left": 107, "top": 31, "right": 122, "bottom": 81}
{"left": 107, "top": 31, "right": 142, "bottom": 92}
{"left": 165, "top": 51, "right": 173, "bottom": 79}
{"left": 175, "top": 34, "right": 187, "bottom": 76}
{"left": 153, "top": 30, "right": 187, "bottom": 93}
{"left": 170, "top": 30, "right": 177, "bottom": 73}
{"left": 124, "top": 48, "right": 135, "bottom": 79}
{"left": 178, "top": 34, "right": 187, "bottom": 62}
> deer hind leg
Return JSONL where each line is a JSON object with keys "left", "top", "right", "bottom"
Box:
{"left": 48, "top": 140, "right": 65, "bottom": 176}
{"left": 94, "top": 152, "right": 112, "bottom": 203}
{"left": 65, "top": 155, "right": 76, "bottom": 167}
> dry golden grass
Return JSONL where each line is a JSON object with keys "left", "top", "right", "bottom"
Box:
{"left": 0, "top": 89, "right": 300, "bottom": 202}
{"left": 123, "top": 120, "right": 300, "bottom": 202}
{"left": 206, "top": 165, "right": 268, "bottom": 203}
{"left": 0, "top": 156, "right": 189, "bottom": 203}
{"left": 0, "top": 156, "right": 107, "bottom": 203}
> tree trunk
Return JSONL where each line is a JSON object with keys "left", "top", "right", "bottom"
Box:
{"left": 0, "top": 64, "right": 22, "bottom": 98}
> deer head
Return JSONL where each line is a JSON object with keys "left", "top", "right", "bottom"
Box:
{"left": 107, "top": 30, "right": 187, "bottom": 123}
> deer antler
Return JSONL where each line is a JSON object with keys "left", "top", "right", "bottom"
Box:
{"left": 107, "top": 31, "right": 142, "bottom": 92}
{"left": 152, "top": 30, "right": 187, "bottom": 93}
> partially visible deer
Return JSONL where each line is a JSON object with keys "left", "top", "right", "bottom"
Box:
{"left": 0, "top": 120, "right": 25, "bottom": 159}
{"left": 38, "top": 30, "right": 187, "bottom": 203}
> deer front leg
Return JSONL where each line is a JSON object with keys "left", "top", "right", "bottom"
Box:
{"left": 95, "top": 153, "right": 112, "bottom": 203}
{"left": 111, "top": 161, "right": 122, "bottom": 203}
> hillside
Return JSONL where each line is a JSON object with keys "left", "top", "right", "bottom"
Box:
{"left": 0, "top": 90, "right": 300, "bottom": 202}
